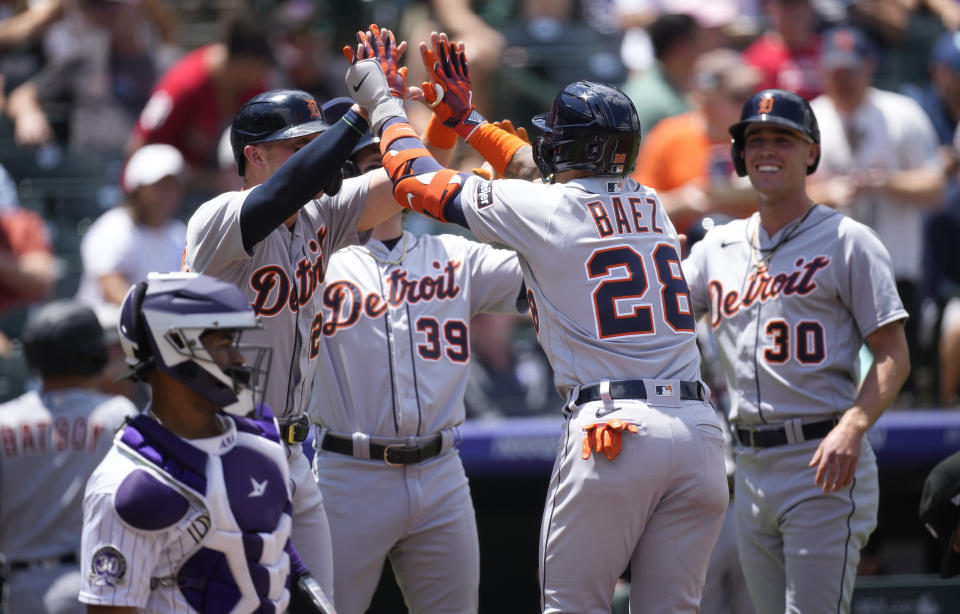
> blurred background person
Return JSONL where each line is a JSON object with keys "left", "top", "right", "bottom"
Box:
{"left": 74, "top": 143, "right": 186, "bottom": 321}
{"left": 743, "top": 0, "right": 823, "bottom": 101}
{"left": 0, "top": 176, "right": 56, "bottom": 353}
{"left": 809, "top": 25, "right": 944, "bottom": 405}
{"left": 127, "top": 12, "right": 272, "bottom": 209}
{"left": 5, "top": 0, "right": 178, "bottom": 158}
{"left": 620, "top": 12, "right": 703, "bottom": 134}
{"left": 631, "top": 48, "right": 760, "bottom": 245}
{"left": 0, "top": 300, "right": 136, "bottom": 614}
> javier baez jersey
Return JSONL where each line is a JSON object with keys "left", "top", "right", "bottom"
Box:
{"left": 459, "top": 175, "right": 702, "bottom": 397}
{"left": 308, "top": 231, "right": 523, "bottom": 437}
{"left": 682, "top": 204, "right": 908, "bottom": 425}
{"left": 183, "top": 175, "right": 372, "bottom": 420}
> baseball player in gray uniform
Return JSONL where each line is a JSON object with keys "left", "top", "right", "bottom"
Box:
{"left": 308, "top": 97, "right": 525, "bottom": 614}
{"left": 0, "top": 301, "right": 136, "bottom": 614}
{"left": 79, "top": 273, "right": 333, "bottom": 614}
{"left": 682, "top": 89, "right": 911, "bottom": 613}
{"left": 182, "top": 88, "right": 402, "bottom": 598}
{"left": 344, "top": 27, "right": 729, "bottom": 614}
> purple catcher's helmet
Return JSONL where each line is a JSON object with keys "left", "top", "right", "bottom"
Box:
{"left": 118, "top": 272, "right": 271, "bottom": 415}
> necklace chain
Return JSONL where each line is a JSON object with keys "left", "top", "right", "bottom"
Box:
{"left": 750, "top": 204, "right": 816, "bottom": 271}
{"left": 363, "top": 233, "right": 408, "bottom": 266}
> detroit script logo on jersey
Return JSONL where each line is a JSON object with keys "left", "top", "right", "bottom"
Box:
{"left": 707, "top": 256, "right": 830, "bottom": 327}
{"left": 249, "top": 227, "right": 328, "bottom": 317}
{"left": 321, "top": 259, "right": 463, "bottom": 336}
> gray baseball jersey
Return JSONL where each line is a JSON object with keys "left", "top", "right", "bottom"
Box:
{"left": 683, "top": 204, "right": 908, "bottom": 425}
{"left": 682, "top": 204, "right": 906, "bottom": 613}
{"left": 309, "top": 231, "right": 523, "bottom": 434}
{"left": 459, "top": 176, "right": 702, "bottom": 396}
{"left": 0, "top": 388, "right": 135, "bottom": 614}
{"left": 457, "top": 174, "right": 727, "bottom": 614}
{"left": 183, "top": 174, "right": 371, "bottom": 421}
{"left": 309, "top": 230, "right": 523, "bottom": 614}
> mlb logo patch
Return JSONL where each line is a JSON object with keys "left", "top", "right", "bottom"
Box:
{"left": 606, "top": 181, "right": 623, "bottom": 193}
{"left": 655, "top": 384, "right": 673, "bottom": 396}
{"left": 476, "top": 181, "right": 495, "bottom": 208}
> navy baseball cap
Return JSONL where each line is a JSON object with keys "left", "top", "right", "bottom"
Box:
{"left": 932, "top": 31, "right": 960, "bottom": 72}
{"left": 920, "top": 450, "right": 960, "bottom": 578}
{"left": 821, "top": 26, "right": 874, "bottom": 70}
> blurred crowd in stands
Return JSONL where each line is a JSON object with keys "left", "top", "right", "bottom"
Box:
{"left": 1, "top": 0, "right": 959, "bottom": 416}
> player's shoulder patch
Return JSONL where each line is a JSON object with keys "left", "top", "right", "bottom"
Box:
{"left": 114, "top": 468, "right": 190, "bottom": 531}
{"left": 89, "top": 545, "right": 127, "bottom": 588}
{"left": 475, "top": 180, "right": 495, "bottom": 209}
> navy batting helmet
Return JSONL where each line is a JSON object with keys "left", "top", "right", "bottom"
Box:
{"left": 729, "top": 89, "right": 820, "bottom": 177}
{"left": 21, "top": 300, "right": 108, "bottom": 377}
{"left": 531, "top": 81, "right": 641, "bottom": 178}
{"left": 118, "top": 273, "right": 271, "bottom": 415}
{"left": 230, "top": 89, "right": 330, "bottom": 176}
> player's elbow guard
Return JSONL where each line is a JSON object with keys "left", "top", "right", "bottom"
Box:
{"left": 381, "top": 123, "right": 463, "bottom": 222}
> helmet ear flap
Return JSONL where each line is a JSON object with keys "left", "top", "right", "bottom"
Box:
{"left": 533, "top": 135, "right": 555, "bottom": 179}
{"left": 731, "top": 137, "right": 747, "bottom": 177}
{"left": 128, "top": 280, "right": 155, "bottom": 378}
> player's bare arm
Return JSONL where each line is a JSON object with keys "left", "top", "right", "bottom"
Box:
{"left": 809, "top": 320, "right": 910, "bottom": 491}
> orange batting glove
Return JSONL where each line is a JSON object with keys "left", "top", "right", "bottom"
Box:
{"left": 582, "top": 419, "right": 640, "bottom": 461}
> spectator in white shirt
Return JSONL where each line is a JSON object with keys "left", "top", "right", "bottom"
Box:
{"left": 75, "top": 143, "right": 187, "bottom": 318}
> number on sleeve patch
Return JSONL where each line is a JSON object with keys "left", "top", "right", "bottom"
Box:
{"left": 89, "top": 545, "right": 127, "bottom": 587}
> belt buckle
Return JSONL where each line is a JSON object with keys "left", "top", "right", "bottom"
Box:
{"left": 383, "top": 443, "right": 405, "bottom": 467}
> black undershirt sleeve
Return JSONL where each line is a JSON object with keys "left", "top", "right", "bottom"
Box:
{"left": 240, "top": 110, "right": 369, "bottom": 251}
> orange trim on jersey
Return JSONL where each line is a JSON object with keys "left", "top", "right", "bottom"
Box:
{"left": 465, "top": 122, "right": 526, "bottom": 177}
{"left": 393, "top": 168, "right": 461, "bottom": 220}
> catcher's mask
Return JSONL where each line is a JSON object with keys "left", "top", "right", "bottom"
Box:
{"left": 118, "top": 272, "right": 272, "bottom": 416}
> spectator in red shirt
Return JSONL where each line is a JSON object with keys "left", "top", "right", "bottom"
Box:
{"left": 742, "top": 0, "right": 823, "bottom": 101}
{"left": 127, "top": 14, "right": 273, "bottom": 204}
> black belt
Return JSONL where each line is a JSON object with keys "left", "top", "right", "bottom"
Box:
{"left": 279, "top": 415, "right": 310, "bottom": 444}
{"left": 10, "top": 553, "right": 76, "bottom": 571}
{"left": 575, "top": 380, "right": 704, "bottom": 405}
{"left": 320, "top": 433, "right": 443, "bottom": 466}
{"left": 735, "top": 418, "right": 839, "bottom": 449}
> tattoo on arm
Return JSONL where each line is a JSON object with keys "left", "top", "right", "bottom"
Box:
{"left": 503, "top": 145, "right": 540, "bottom": 181}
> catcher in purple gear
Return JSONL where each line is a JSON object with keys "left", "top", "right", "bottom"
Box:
{"left": 79, "top": 273, "right": 333, "bottom": 614}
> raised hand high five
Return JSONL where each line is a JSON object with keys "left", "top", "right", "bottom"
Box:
{"left": 419, "top": 32, "right": 485, "bottom": 140}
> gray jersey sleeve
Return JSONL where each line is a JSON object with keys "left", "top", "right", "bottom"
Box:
{"left": 184, "top": 189, "right": 250, "bottom": 274}
{"left": 460, "top": 239, "right": 524, "bottom": 314}
{"left": 835, "top": 218, "right": 909, "bottom": 337}
{"left": 304, "top": 172, "right": 374, "bottom": 254}
{"left": 459, "top": 177, "right": 565, "bottom": 256}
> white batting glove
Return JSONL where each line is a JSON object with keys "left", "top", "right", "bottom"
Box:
{"left": 345, "top": 59, "right": 406, "bottom": 135}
